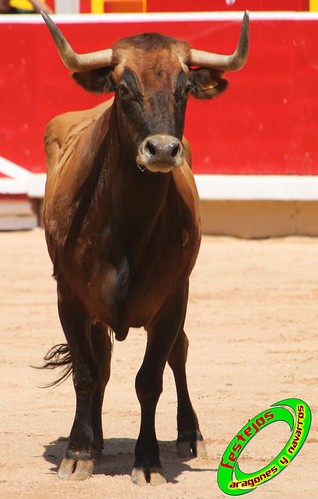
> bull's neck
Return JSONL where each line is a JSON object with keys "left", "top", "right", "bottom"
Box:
{"left": 93, "top": 106, "right": 173, "bottom": 241}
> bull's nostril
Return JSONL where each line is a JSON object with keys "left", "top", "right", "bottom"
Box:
{"left": 146, "top": 141, "right": 156, "bottom": 157}
{"left": 171, "top": 144, "right": 180, "bottom": 158}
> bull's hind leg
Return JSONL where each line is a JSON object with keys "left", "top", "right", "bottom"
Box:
{"left": 56, "top": 286, "right": 97, "bottom": 481}
{"left": 168, "top": 329, "right": 206, "bottom": 458}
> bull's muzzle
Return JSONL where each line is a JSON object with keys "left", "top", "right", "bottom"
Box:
{"left": 136, "top": 134, "right": 184, "bottom": 173}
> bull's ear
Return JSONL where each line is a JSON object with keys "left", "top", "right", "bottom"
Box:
{"left": 72, "top": 67, "right": 116, "bottom": 94}
{"left": 189, "top": 68, "right": 228, "bottom": 100}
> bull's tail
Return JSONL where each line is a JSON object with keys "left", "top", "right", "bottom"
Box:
{"left": 38, "top": 343, "right": 73, "bottom": 387}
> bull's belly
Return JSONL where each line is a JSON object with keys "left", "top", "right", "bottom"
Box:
{"left": 90, "top": 286, "right": 169, "bottom": 341}
{"left": 77, "top": 260, "right": 182, "bottom": 341}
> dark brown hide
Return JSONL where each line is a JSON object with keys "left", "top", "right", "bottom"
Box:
{"left": 42, "top": 22, "right": 248, "bottom": 485}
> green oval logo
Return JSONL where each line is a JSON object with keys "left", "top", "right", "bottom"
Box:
{"left": 217, "top": 398, "right": 311, "bottom": 495}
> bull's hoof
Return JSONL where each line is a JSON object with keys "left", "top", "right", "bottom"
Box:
{"left": 131, "top": 466, "right": 166, "bottom": 486}
{"left": 58, "top": 455, "right": 94, "bottom": 481}
{"left": 177, "top": 432, "right": 207, "bottom": 458}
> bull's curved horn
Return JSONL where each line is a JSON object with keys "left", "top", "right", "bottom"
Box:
{"left": 41, "top": 11, "right": 113, "bottom": 72}
{"left": 189, "top": 11, "right": 249, "bottom": 71}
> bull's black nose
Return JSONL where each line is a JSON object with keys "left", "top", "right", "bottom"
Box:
{"left": 145, "top": 136, "right": 181, "bottom": 161}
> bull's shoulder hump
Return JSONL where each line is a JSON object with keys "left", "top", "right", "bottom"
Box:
{"left": 45, "top": 99, "right": 113, "bottom": 145}
{"left": 44, "top": 99, "right": 113, "bottom": 176}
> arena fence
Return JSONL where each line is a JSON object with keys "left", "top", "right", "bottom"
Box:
{"left": 1, "top": 12, "right": 317, "bottom": 235}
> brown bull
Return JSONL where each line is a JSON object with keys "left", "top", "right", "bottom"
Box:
{"left": 41, "top": 12, "right": 249, "bottom": 485}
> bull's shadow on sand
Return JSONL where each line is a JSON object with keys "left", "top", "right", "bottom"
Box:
{"left": 44, "top": 437, "right": 213, "bottom": 483}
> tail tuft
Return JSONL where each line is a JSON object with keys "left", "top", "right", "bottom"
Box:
{"left": 37, "top": 343, "right": 72, "bottom": 387}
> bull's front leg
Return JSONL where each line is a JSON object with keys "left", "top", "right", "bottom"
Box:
{"left": 132, "top": 362, "right": 166, "bottom": 486}
{"left": 131, "top": 288, "right": 188, "bottom": 486}
{"left": 56, "top": 287, "right": 97, "bottom": 481}
{"left": 168, "top": 329, "right": 206, "bottom": 458}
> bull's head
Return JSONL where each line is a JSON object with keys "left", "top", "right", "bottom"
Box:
{"left": 42, "top": 12, "right": 249, "bottom": 173}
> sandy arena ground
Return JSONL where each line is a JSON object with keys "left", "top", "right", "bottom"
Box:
{"left": 1, "top": 229, "right": 317, "bottom": 498}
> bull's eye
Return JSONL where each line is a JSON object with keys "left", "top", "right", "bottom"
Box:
{"left": 118, "top": 83, "right": 129, "bottom": 98}
{"left": 175, "top": 82, "right": 191, "bottom": 103}
{"left": 183, "top": 83, "right": 191, "bottom": 95}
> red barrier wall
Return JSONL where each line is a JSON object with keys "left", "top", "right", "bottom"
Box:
{"left": 0, "top": 14, "right": 317, "bottom": 175}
